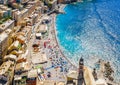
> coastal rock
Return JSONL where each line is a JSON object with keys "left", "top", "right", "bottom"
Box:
{"left": 104, "top": 62, "right": 114, "bottom": 81}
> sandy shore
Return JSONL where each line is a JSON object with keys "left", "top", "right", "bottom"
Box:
{"left": 51, "top": 13, "right": 77, "bottom": 69}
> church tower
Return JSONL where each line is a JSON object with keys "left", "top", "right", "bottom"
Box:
{"left": 77, "top": 57, "right": 86, "bottom": 85}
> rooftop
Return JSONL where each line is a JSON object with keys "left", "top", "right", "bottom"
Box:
{"left": 0, "top": 61, "right": 13, "bottom": 75}
{"left": 66, "top": 66, "right": 97, "bottom": 85}
{"left": 49, "top": 0, "right": 57, "bottom": 4}
{"left": 15, "top": 10, "right": 21, "bottom": 15}
{"left": 37, "top": 24, "right": 48, "bottom": 33}
{"left": 32, "top": 53, "right": 47, "bottom": 64}
{"left": 21, "top": 9, "right": 28, "bottom": 14}
{"left": 20, "top": 26, "right": 31, "bottom": 36}
{"left": 28, "top": 69, "right": 37, "bottom": 78}
{"left": 26, "top": 5, "right": 33, "bottom": 9}
{"left": 0, "top": 5, "right": 11, "bottom": 11}
{"left": 0, "top": 32, "right": 8, "bottom": 42}
{"left": 0, "top": 20, "right": 14, "bottom": 31}
{"left": 15, "top": 61, "right": 30, "bottom": 71}
{"left": 28, "top": 1, "right": 37, "bottom": 5}
{"left": 4, "top": 29, "right": 12, "bottom": 35}
{"left": 4, "top": 54, "right": 17, "bottom": 61}
{"left": 37, "top": 80, "right": 65, "bottom": 85}
{"left": 16, "top": 35, "right": 26, "bottom": 44}
{"left": 17, "top": 50, "right": 28, "bottom": 62}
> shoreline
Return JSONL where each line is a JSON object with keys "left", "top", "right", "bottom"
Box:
{"left": 52, "top": 11, "right": 78, "bottom": 69}
{"left": 54, "top": 4, "right": 79, "bottom": 69}
{"left": 52, "top": 13, "right": 78, "bottom": 69}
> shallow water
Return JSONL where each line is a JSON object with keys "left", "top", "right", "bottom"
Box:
{"left": 56, "top": 0, "right": 120, "bottom": 82}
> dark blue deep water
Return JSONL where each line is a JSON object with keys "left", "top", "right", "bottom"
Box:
{"left": 56, "top": 0, "right": 120, "bottom": 82}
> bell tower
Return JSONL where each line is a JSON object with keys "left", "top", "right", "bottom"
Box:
{"left": 79, "top": 57, "right": 84, "bottom": 66}
{"left": 77, "top": 57, "right": 86, "bottom": 85}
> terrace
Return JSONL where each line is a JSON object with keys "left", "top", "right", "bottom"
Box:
{"left": 0, "top": 19, "right": 14, "bottom": 33}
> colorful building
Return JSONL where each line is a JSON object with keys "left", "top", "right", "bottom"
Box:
{"left": 0, "top": 33, "right": 8, "bottom": 64}
{"left": 0, "top": 5, "right": 12, "bottom": 18}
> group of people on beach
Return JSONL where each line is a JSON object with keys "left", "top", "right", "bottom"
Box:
{"left": 43, "top": 14, "right": 70, "bottom": 73}
{"left": 31, "top": 14, "right": 72, "bottom": 82}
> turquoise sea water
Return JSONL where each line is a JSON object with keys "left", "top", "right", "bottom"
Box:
{"left": 56, "top": 0, "right": 120, "bottom": 82}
